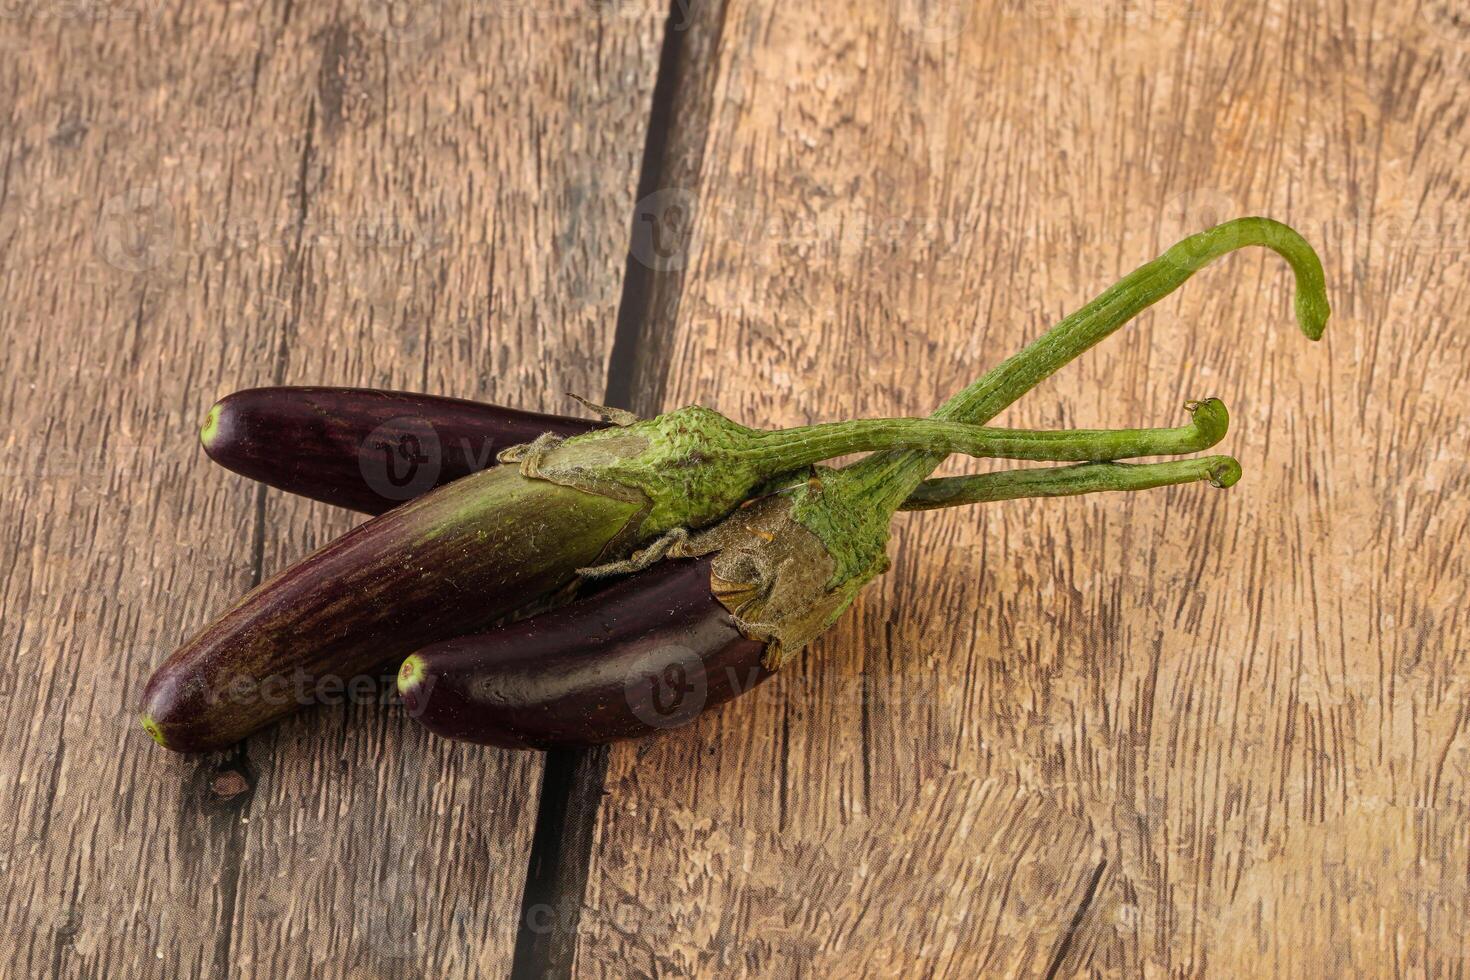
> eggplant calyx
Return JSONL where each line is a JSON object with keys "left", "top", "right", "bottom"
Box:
{"left": 496, "top": 405, "right": 783, "bottom": 539}
{"left": 670, "top": 495, "right": 886, "bottom": 670}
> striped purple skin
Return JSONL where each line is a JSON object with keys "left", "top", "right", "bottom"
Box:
{"left": 399, "top": 556, "right": 773, "bottom": 750}
{"left": 140, "top": 465, "right": 640, "bottom": 753}
{"left": 200, "top": 386, "right": 605, "bottom": 515}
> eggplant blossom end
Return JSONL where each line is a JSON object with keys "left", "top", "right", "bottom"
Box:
{"left": 140, "top": 713, "right": 168, "bottom": 749}
{"left": 200, "top": 402, "right": 223, "bottom": 450}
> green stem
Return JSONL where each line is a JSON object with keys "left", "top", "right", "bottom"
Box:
{"left": 899, "top": 455, "right": 1241, "bottom": 511}
{"left": 844, "top": 217, "right": 1329, "bottom": 515}
{"left": 745, "top": 398, "right": 1227, "bottom": 467}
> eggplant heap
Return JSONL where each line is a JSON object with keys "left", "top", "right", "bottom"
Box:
{"left": 142, "top": 217, "right": 1328, "bottom": 753}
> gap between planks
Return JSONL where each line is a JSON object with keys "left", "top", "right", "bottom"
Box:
{"left": 509, "top": 2, "right": 730, "bottom": 978}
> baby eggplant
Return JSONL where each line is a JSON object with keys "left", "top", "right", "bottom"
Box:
{"left": 397, "top": 556, "right": 771, "bottom": 749}
{"left": 200, "top": 386, "right": 604, "bottom": 515}
{"left": 396, "top": 454, "right": 1248, "bottom": 750}
{"left": 141, "top": 464, "right": 641, "bottom": 752}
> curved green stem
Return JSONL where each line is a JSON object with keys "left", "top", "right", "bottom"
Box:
{"left": 899, "top": 455, "right": 1241, "bottom": 511}
{"left": 841, "top": 217, "right": 1329, "bottom": 515}
{"left": 745, "top": 398, "right": 1228, "bottom": 467}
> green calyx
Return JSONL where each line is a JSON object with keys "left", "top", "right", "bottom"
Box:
{"left": 502, "top": 405, "right": 770, "bottom": 537}
{"left": 663, "top": 494, "right": 884, "bottom": 669}
{"left": 789, "top": 469, "right": 894, "bottom": 590}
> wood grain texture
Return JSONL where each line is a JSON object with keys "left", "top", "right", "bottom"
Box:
{"left": 0, "top": 2, "right": 660, "bottom": 977}
{"left": 578, "top": 1, "right": 1470, "bottom": 977}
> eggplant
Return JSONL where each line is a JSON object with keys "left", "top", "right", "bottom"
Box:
{"left": 397, "top": 556, "right": 771, "bottom": 749}
{"left": 200, "top": 387, "right": 605, "bottom": 515}
{"left": 140, "top": 465, "right": 640, "bottom": 752}
{"left": 393, "top": 453, "right": 1254, "bottom": 749}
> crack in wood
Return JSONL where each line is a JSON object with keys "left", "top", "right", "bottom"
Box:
{"left": 510, "top": 2, "right": 730, "bottom": 977}
{"left": 1043, "top": 859, "right": 1107, "bottom": 980}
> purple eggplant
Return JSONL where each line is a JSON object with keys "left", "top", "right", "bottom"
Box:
{"left": 397, "top": 556, "right": 771, "bottom": 749}
{"left": 140, "top": 464, "right": 641, "bottom": 752}
{"left": 199, "top": 387, "right": 605, "bottom": 515}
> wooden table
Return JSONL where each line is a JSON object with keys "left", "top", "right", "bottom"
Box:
{"left": 4, "top": 1, "right": 1467, "bottom": 977}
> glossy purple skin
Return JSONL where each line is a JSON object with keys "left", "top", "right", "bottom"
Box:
{"left": 203, "top": 386, "right": 605, "bottom": 514}
{"left": 141, "top": 461, "right": 642, "bottom": 753}
{"left": 401, "top": 556, "right": 773, "bottom": 750}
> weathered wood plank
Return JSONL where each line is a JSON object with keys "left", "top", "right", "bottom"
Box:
{"left": 577, "top": 1, "right": 1470, "bottom": 976}
{"left": 0, "top": 2, "right": 660, "bottom": 978}
{"left": 225, "top": 5, "right": 667, "bottom": 978}
{"left": 0, "top": 7, "right": 335, "bottom": 977}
